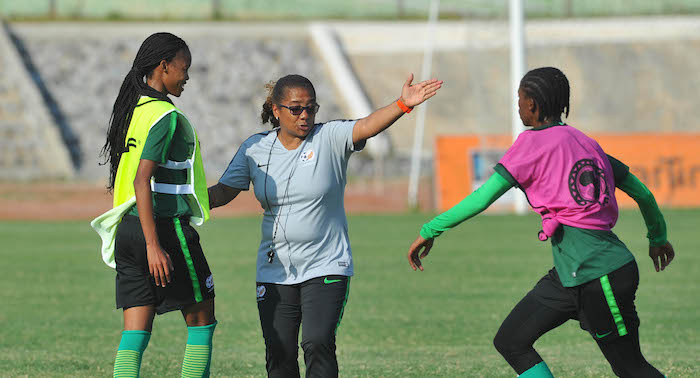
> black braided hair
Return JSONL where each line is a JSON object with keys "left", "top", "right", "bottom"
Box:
{"left": 519, "top": 67, "right": 570, "bottom": 123}
{"left": 261, "top": 74, "right": 316, "bottom": 128}
{"left": 101, "top": 32, "right": 189, "bottom": 191}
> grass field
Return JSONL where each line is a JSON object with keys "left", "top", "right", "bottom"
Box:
{"left": 1, "top": 209, "right": 698, "bottom": 377}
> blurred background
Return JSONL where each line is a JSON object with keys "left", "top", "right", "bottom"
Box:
{"left": 2, "top": 0, "right": 700, "bottom": 218}
{"left": 2, "top": 3, "right": 699, "bottom": 377}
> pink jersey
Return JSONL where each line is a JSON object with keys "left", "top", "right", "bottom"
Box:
{"left": 498, "top": 125, "right": 619, "bottom": 235}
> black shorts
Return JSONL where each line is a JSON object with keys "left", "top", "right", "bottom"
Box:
{"left": 529, "top": 260, "right": 640, "bottom": 344}
{"left": 115, "top": 215, "right": 215, "bottom": 315}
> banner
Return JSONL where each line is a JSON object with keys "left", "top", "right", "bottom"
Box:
{"left": 435, "top": 133, "right": 700, "bottom": 211}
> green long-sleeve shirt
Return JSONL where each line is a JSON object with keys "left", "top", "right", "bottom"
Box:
{"left": 420, "top": 156, "right": 667, "bottom": 286}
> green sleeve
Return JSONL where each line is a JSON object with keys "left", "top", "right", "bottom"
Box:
{"left": 420, "top": 172, "right": 513, "bottom": 239}
{"left": 616, "top": 172, "right": 667, "bottom": 247}
{"left": 140, "top": 112, "right": 178, "bottom": 163}
{"left": 493, "top": 163, "right": 519, "bottom": 187}
{"left": 607, "top": 154, "right": 630, "bottom": 185}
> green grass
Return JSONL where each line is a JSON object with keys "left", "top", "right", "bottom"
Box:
{"left": 1, "top": 210, "right": 698, "bottom": 377}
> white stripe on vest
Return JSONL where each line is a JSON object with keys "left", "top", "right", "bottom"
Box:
{"left": 151, "top": 182, "right": 194, "bottom": 195}
{"left": 159, "top": 159, "right": 193, "bottom": 170}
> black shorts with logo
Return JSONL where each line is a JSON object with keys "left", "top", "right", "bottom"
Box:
{"left": 530, "top": 260, "right": 640, "bottom": 343}
{"left": 115, "top": 215, "right": 215, "bottom": 315}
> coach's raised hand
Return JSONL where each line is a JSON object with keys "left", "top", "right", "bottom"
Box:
{"left": 352, "top": 73, "right": 442, "bottom": 144}
{"left": 408, "top": 235, "right": 434, "bottom": 271}
{"left": 400, "top": 73, "right": 443, "bottom": 108}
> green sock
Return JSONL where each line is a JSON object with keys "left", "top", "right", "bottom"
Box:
{"left": 181, "top": 321, "right": 217, "bottom": 378}
{"left": 519, "top": 361, "right": 554, "bottom": 378}
{"left": 114, "top": 330, "right": 151, "bottom": 378}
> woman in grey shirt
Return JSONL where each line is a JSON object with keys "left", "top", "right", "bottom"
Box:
{"left": 209, "top": 73, "right": 441, "bottom": 377}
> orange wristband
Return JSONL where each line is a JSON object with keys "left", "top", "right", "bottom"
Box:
{"left": 397, "top": 99, "right": 413, "bottom": 113}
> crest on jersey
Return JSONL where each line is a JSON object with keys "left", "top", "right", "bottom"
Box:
{"left": 300, "top": 149, "right": 315, "bottom": 163}
{"left": 568, "top": 159, "right": 610, "bottom": 206}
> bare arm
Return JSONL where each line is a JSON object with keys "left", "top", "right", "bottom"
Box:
{"left": 133, "top": 159, "right": 173, "bottom": 287}
{"left": 352, "top": 73, "right": 443, "bottom": 144}
{"left": 208, "top": 182, "right": 242, "bottom": 209}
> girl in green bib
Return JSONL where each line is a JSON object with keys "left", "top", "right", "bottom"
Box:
{"left": 97, "top": 32, "right": 216, "bottom": 377}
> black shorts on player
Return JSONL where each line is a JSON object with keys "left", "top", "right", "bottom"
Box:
{"left": 115, "top": 215, "right": 215, "bottom": 314}
{"left": 494, "top": 261, "right": 663, "bottom": 378}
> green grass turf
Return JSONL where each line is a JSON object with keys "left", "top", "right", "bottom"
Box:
{"left": 1, "top": 209, "right": 698, "bottom": 377}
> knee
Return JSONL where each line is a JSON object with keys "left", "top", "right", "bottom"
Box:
{"left": 301, "top": 332, "right": 335, "bottom": 355}
{"left": 186, "top": 316, "right": 216, "bottom": 327}
{"left": 184, "top": 299, "right": 216, "bottom": 326}
{"left": 493, "top": 329, "right": 513, "bottom": 357}
{"left": 493, "top": 328, "right": 530, "bottom": 360}
{"left": 261, "top": 327, "right": 299, "bottom": 362}
{"left": 266, "top": 338, "right": 298, "bottom": 362}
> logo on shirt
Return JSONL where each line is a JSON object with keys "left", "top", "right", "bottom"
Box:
{"left": 300, "top": 149, "right": 315, "bottom": 163}
{"left": 568, "top": 159, "right": 610, "bottom": 206}
{"left": 125, "top": 138, "right": 138, "bottom": 153}
{"left": 205, "top": 275, "right": 214, "bottom": 291}
{"left": 256, "top": 285, "right": 266, "bottom": 302}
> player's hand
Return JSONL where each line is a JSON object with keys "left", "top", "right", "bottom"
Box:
{"left": 649, "top": 241, "right": 675, "bottom": 272}
{"left": 147, "top": 244, "right": 174, "bottom": 286}
{"left": 408, "top": 235, "right": 434, "bottom": 271}
{"left": 399, "top": 73, "right": 443, "bottom": 108}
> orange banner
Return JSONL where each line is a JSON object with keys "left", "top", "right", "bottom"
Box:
{"left": 435, "top": 133, "right": 700, "bottom": 211}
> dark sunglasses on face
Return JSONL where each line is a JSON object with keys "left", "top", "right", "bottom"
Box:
{"left": 279, "top": 103, "right": 320, "bottom": 116}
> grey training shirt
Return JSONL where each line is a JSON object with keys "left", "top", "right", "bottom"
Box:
{"left": 220, "top": 120, "right": 363, "bottom": 284}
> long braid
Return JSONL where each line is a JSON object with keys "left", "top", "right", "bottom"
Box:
{"left": 101, "top": 32, "right": 188, "bottom": 191}
{"left": 520, "top": 67, "right": 570, "bottom": 122}
{"left": 261, "top": 74, "right": 316, "bottom": 129}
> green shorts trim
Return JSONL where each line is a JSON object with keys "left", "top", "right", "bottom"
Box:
{"left": 334, "top": 277, "right": 351, "bottom": 335}
{"left": 600, "top": 274, "right": 628, "bottom": 337}
{"left": 174, "top": 218, "right": 203, "bottom": 303}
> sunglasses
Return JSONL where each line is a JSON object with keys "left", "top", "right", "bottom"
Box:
{"left": 279, "top": 103, "right": 320, "bottom": 116}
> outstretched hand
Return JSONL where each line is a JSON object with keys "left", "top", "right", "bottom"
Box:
{"left": 400, "top": 73, "right": 443, "bottom": 108}
{"left": 407, "top": 235, "right": 434, "bottom": 271}
{"left": 649, "top": 241, "right": 675, "bottom": 272}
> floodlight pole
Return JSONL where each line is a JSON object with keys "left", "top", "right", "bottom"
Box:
{"left": 510, "top": 0, "right": 528, "bottom": 214}
{"left": 407, "top": 0, "right": 439, "bottom": 209}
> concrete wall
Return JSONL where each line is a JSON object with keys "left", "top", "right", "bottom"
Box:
{"left": 0, "top": 22, "right": 73, "bottom": 180}
{"left": 1, "top": 17, "right": 699, "bottom": 181}
{"left": 338, "top": 17, "right": 700, "bottom": 156}
{"left": 6, "top": 23, "right": 346, "bottom": 181}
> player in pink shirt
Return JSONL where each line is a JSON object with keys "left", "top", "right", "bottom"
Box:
{"left": 407, "top": 67, "right": 674, "bottom": 378}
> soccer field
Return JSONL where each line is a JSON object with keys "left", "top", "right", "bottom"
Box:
{"left": 1, "top": 210, "right": 698, "bottom": 377}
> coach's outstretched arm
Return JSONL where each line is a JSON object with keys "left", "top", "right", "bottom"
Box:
{"left": 352, "top": 74, "right": 442, "bottom": 144}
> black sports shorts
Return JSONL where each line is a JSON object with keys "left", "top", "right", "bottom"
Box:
{"left": 115, "top": 215, "right": 215, "bottom": 315}
{"left": 529, "top": 260, "right": 640, "bottom": 344}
